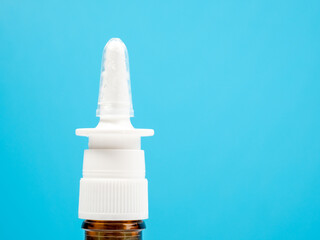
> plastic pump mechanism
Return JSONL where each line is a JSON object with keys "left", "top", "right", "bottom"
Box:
{"left": 76, "top": 38, "right": 153, "bottom": 221}
{"left": 77, "top": 38, "right": 153, "bottom": 136}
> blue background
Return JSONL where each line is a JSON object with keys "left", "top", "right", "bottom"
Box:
{"left": 1, "top": 1, "right": 320, "bottom": 239}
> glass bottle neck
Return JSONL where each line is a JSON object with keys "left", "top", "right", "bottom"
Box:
{"left": 82, "top": 220, "right": 145, "bottom": 240}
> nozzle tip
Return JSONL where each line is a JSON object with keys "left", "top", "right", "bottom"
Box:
{"left": 105, "top": 38, "right": 126, "bottom": 52}
{"left": 97, "top": 38, "right": 133, "bottom": 118}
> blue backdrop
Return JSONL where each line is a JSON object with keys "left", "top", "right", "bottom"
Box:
{"left": 1, "top": 1, "right": 319, "bottom": 239}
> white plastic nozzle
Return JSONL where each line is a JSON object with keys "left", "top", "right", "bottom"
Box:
{"left": 97, "top": 38, "right": 133, "bottom": 118}
{"left": 76, "top": 38, "right": 153, "bottom": 221}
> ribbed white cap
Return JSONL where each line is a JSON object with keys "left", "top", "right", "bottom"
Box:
{"left": 76, "top": 38, "right": 153, "bottom": 221}
{"left": 78, "top": 149, "right": 148, "bottom": 220}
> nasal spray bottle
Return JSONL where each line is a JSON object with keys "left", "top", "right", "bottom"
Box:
{"left": 76, "top": 38, "right": 154, "bottom": 239}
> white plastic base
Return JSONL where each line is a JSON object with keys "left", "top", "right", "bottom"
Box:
{"left": 79, "top": 178, "right": 148, "bottom": 220}
{"left": 78, "top": 149, "right": 149, "bottom": 220}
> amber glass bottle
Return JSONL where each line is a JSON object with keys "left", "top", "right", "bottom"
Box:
{"left": 82, "top": 220, "right": 146, "bottom": 240}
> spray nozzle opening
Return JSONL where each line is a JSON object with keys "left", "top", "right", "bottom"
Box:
{"left": 96, "top": 38, "right": 134, "bottom": 118}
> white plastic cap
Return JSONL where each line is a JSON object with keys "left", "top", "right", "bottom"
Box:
{"left": 76, "top": 38, "right": 153, "bottom": 221}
